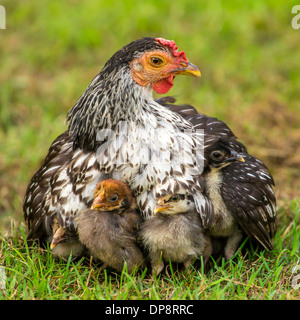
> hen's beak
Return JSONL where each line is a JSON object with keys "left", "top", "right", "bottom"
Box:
{"left": 154, "top": 203, "right": 172, "bottom": 214}
{"left": 171, "top": 61, "right": 201, "bottom": 77}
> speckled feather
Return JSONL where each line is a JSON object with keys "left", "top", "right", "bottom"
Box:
{"left": 23, "top": 38, "right": 209, "bottom": 243}
{"left": 220, "top": 153, "right": 276, "bottom": 249}
{"left": 160, "top": 97, "right": 276, "bottom": 250}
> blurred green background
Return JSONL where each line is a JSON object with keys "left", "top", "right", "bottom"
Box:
{"left": 0, "top": 0, "right": 299, "bottom": 233}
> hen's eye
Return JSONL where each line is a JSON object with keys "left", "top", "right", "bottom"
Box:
{"left": 210, "top": 150, "right": 225, "bottom": 162}
{"left": 108, "top": 194, "right": 119, "bottom": 202}
{"left": 149, "top": 56, "right": 164, "bottom": 67}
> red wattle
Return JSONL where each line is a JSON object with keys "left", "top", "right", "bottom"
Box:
{"left": 152, "top": 75, "right": 174, "bottom": 94}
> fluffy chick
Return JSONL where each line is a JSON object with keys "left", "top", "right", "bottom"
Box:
{"left": 204, "top": 138, "right": 246, "bottom": 260}
{"left": 76, "top": 179, "right": 145, "bottom": 273}
{"left": 50, "top": 217, "right": 85, "bottom": 259}
{"left": 140, "top": 193, "right": 207, "bottom": 275}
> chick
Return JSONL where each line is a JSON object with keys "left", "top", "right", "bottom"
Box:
{"left": 75, "top": 179, "right": 145, "bottom": 273}
{"left": 204, "top": 138, "right": 246, "bottom": 260}
{"left": 140, "top": 193, "right": 207, "bottom": 275}
{"left": 204, "top": 137, "right": 276, "bottom": 260}
{"left": 50, "top": 217, "right": 85, "bottom": 259}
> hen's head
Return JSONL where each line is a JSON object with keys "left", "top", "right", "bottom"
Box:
{"left": 91, "top": 179, "right": 136, "bottom": 213}
{"left": 154, "top": 193, "right": 195, "bottom": 215}
{"left": 205, "top": 138, "right": 245, "bottom": 170}
{"left": 104, "top": 37, "right": 201, "bottom": 94}
{"left": 67, "top": 38, "right": 201, "bottom": 151}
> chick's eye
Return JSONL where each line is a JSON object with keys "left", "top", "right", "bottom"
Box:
{"left": 170, "top": 195, "right": 180, "bottom": 202}
{"left": 149, "top": 56, "right": 164, "bottom": 67}
{"left": 108, "top": 194, "right": 119, "bottom": 202}
{"left": 210, "top": 150, "right": 225, "bottom": 161}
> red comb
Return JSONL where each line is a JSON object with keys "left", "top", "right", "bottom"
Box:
{"left": 155, "top": 38, "right": 188, "bottom": 61}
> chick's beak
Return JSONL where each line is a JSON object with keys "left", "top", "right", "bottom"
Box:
{"left": 50, "top": 227, "right": 65, "bottom": 250}
{"left": 225, "top": 150, "right": 245, "bottom": 163}
{"left": 171, "top": 61, "right": 201, "bottom": 77}
{"left": 154, "top": 203, "right": 172, "bottom": 214}
{"left": 91, "top": 193, "right": 106, "bottom": 210}
{"left": 50, "top": 239, "right": 59, "bottom": 250}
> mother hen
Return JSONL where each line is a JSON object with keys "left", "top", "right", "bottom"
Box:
{"left": 24, "top": 37, "right": 211, "bottom": 246}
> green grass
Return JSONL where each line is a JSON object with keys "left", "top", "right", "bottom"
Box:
{"left": 0, "top": 200, "right": 299, "bottom": 300}
{"left": 0, "top": 0, "right": 300, "bottom": 300}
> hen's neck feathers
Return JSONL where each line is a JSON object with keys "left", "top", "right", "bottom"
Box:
{"left": 67, "top": 63, "right": 193, "bottom": 152}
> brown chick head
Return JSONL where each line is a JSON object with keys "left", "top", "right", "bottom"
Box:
{"left": 91, "top": 179, "right": 135, "bottom": 213}
{"left": 130, "top": 37, "right": 201, "bottom": 95}
{"left": 154, "top": 193, "right": 195, "bottom": 215}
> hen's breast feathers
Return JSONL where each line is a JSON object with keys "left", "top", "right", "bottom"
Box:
{"left": 24, "top": 97, "right": 208, "bottom": 239}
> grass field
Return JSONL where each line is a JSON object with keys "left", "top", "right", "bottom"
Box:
{"left": 0, "top": 1, "right": 299, "bottom": 300}
{"left": 0, "top": 200, "right": 299, "bottom": 300}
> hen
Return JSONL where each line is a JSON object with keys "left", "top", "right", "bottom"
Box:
{"left": 24, "top": 38, "right": 212, "bottom": 248}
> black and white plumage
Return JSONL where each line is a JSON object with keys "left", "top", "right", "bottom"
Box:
{"left": 203, "top": 138, "right": 248, "bottom": 260}
{"left": 139, "top": 191, "right": 207, "bottom": 275}
{"left": 158, "top": 96, "right": 247, "bottom": 155}
{"left": 24, "top": 38, "right": 211, "bottom": 248}
{"left": 218, "top": 152, "right": 276, "bottom": 250}
{"left": 161, "top": 97, "right": 276, "bottom": 257}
